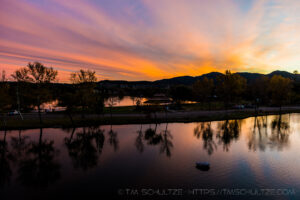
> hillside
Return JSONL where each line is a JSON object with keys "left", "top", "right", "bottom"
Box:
{"left": 98, "top": 70, "right": 300, "bottom": 87}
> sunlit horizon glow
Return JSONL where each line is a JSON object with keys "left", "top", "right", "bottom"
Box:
{"left": 1, "top": 0, "right": 300, "bottom": 82}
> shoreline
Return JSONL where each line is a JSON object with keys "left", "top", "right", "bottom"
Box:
{"left": 1, "top": 106, "right": 300, "bottom": 130}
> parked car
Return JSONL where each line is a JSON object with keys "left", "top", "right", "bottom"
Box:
{"left": 45, "top": 108, "right": 53, "bottom": 113}
{"left": 233, "top": 105, "right": 245, "bottom": 109}
{"left": 8, "top": 110, "right": 19, "bottom": 116}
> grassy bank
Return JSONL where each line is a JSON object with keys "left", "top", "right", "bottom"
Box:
{"left": 1, "top": 106, "right": 300, "bottom": 130}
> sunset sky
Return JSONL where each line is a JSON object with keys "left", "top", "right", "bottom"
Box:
{"left": 1, "top": 0, "right": 300, "bottom": 82}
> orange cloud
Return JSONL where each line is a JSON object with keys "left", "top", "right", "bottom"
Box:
{"left": 1, "top": 0, "right": 300, "bottom": 82}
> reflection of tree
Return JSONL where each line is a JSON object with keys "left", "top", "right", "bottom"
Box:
{"left": 10, "top": 130, "right": 30, "bottom": 159}
{"left": 64, "top": 127, "right": 76, "bottom": 146}
{"left": 17, "top": 128, "right": 60, "bottom": 188}
{"left": 65, "top": 127, "right": 105, "bottom": 170}
{"left": 135, "top": 124, "right": 144, "bottom": 153}
{"left": 144, "top": 124, "right": 162, "bottom": 145}
{"left": 248, "top": 116, "right": 268, "bottom": 151}
{"left": 216, "top": 120, "right": 240, "bottom": 152}
{"left": 0, "top": 130, "right": 12, "bottom": 187}
{"left": 194, "top": 122, "right": 217, "bottom": 155}
{"left": 248, "top": 115, "right": 291, "bottom": 151}
{"left": 270, "top": 115, "right": 290, "bottom": 150}
{"left": 93, "top": 127, "right": 105, "bottom": 154}
{"left": 108, "top": 125, "right": 118, "bottom": 152}
{"left": 143, "top": 124, "right": 173, "bottom": 157}
{"left": 159, "top": 124, "right": 173, "bottom": 157}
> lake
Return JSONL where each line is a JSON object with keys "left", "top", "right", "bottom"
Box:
{"left": 1, "top": 114, "right": 300, "bottom": 199}
{"left": 104, "top": 96, "right": 147, "bottom": 107}
{"left": 103, "top": 96, "right": 196, "bottom": 107}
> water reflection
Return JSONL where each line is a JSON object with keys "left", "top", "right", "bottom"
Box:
{"left": 10, "top": 130, "right": 30, "bottom": 158}
{"left": 194, "top": 122, "right": 217, "bottom": 155}
{"left": 216, "top": 120, "right": 241, "bottom": 152}
{"left": 270, "top": 114, "right": 290, "bottom": 150}
{"left": 0, "top": 130, "right": 12, "bottom": 187}
{"left": 144, "top": 124, "right": 162, "bottom": 145}
{"left": 0, "top": 114, "right": 297, "bottom": 194}
{"left": 248, "top": 115, "right": 291, "bottom": 151}
{"left": 65, "top": 127, "right": 105, "bottom": 170}
{"left": 248, "top": 116, "right": 269, "bottom": 151}
{"left": 135, "top": 124, "right": 144, "bottom": 153}
{"left": 194, "top": 120, "right": 241, "bottom": 154}
{"left": 17, "top": 128, "right": 60, "bottom": 188}
{"left": 143, "top": 124, "right": 173, "bottom": 157}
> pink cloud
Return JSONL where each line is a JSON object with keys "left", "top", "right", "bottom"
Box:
{"left": 0, "top": 0, "right": 300, "bottom": 82}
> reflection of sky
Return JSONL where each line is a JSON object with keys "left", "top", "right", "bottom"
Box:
{"left": 2, "top": 114, "right": 300, "bottom": 197}
{"left": 1, "top": 0, "right": 300, "bottom": 82}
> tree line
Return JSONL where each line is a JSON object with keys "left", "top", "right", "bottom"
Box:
{"left": 0, "top": 62, "right": 103, "bottom": 126}
{"left": 0, "top": 62, "right": 299, "bottom": 126}
{"left": 170, "top": 70, "right": 298, "bottom": 110}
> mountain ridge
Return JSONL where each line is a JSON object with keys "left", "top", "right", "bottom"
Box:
{"left": 99, "top": 70, "right": 300, "bottom": 86}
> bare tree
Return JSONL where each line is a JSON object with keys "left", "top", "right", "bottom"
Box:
{"left": 107, "top": 97, "right": 119, "bottom": 121}
{"left": 0, "top": 70, "right": 12, "bottom": 128}
{"left": 70, "top": 69, "right": 100, "bottom": 119}
{"left": 12, "top": 62, "right": 58, "bottom": 124}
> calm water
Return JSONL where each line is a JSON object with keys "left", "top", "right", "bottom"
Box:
{"left": 103, "top": 96, "right": 196, "bottom": 107}
{"left": 1, "top": 114, "right": 300, "bottom": 199}
{"left": 104, "top": 96, "right": 147, "bottom": 107}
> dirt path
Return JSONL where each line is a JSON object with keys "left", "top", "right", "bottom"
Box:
{"left": 101, "top": 106, "right": 300, "bottom": 119}
{"left": 2, "top": 106, "right": 300, "bottom": 130}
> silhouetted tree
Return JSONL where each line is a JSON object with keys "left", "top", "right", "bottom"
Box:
{"left": 59, "top": 92, "right": 77, "bottom": 125}
{"left": 193, "top": 77, "right": 214, "bottom": 109}
{"left": 268, "top": 75, "right": 292, "bottom": 110}
{"left": 170, "top": 85, "right": 193, "bottom": 105}
{"left": 250, "top": 76, "right": 270, "bottom": 109}
{"left": 65, "top": 127, "right": 105, "bottom": 170}
{"left": 70, "top": 69, "right": 103, "bottom": 118}
{"left": 216, "top": 70, "right": 246, "bottom": 109}
{"left": 12, "top": 62, "right": 58, "bottom": 124}
{"left": 0, "top": 70, "right": 11, "bottom": 128}
{"left": 131, "top": 96, "right": 143, "bottom": 111}
{"left": 107, "top": 97, "right": 119, "bottom": 121}
{"left": 159, "top": 123, "right": 173, "bottom": 157}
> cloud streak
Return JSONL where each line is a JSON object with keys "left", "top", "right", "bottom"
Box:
{"left": 0, "top": 0, "right": 300, "bottom": 82}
